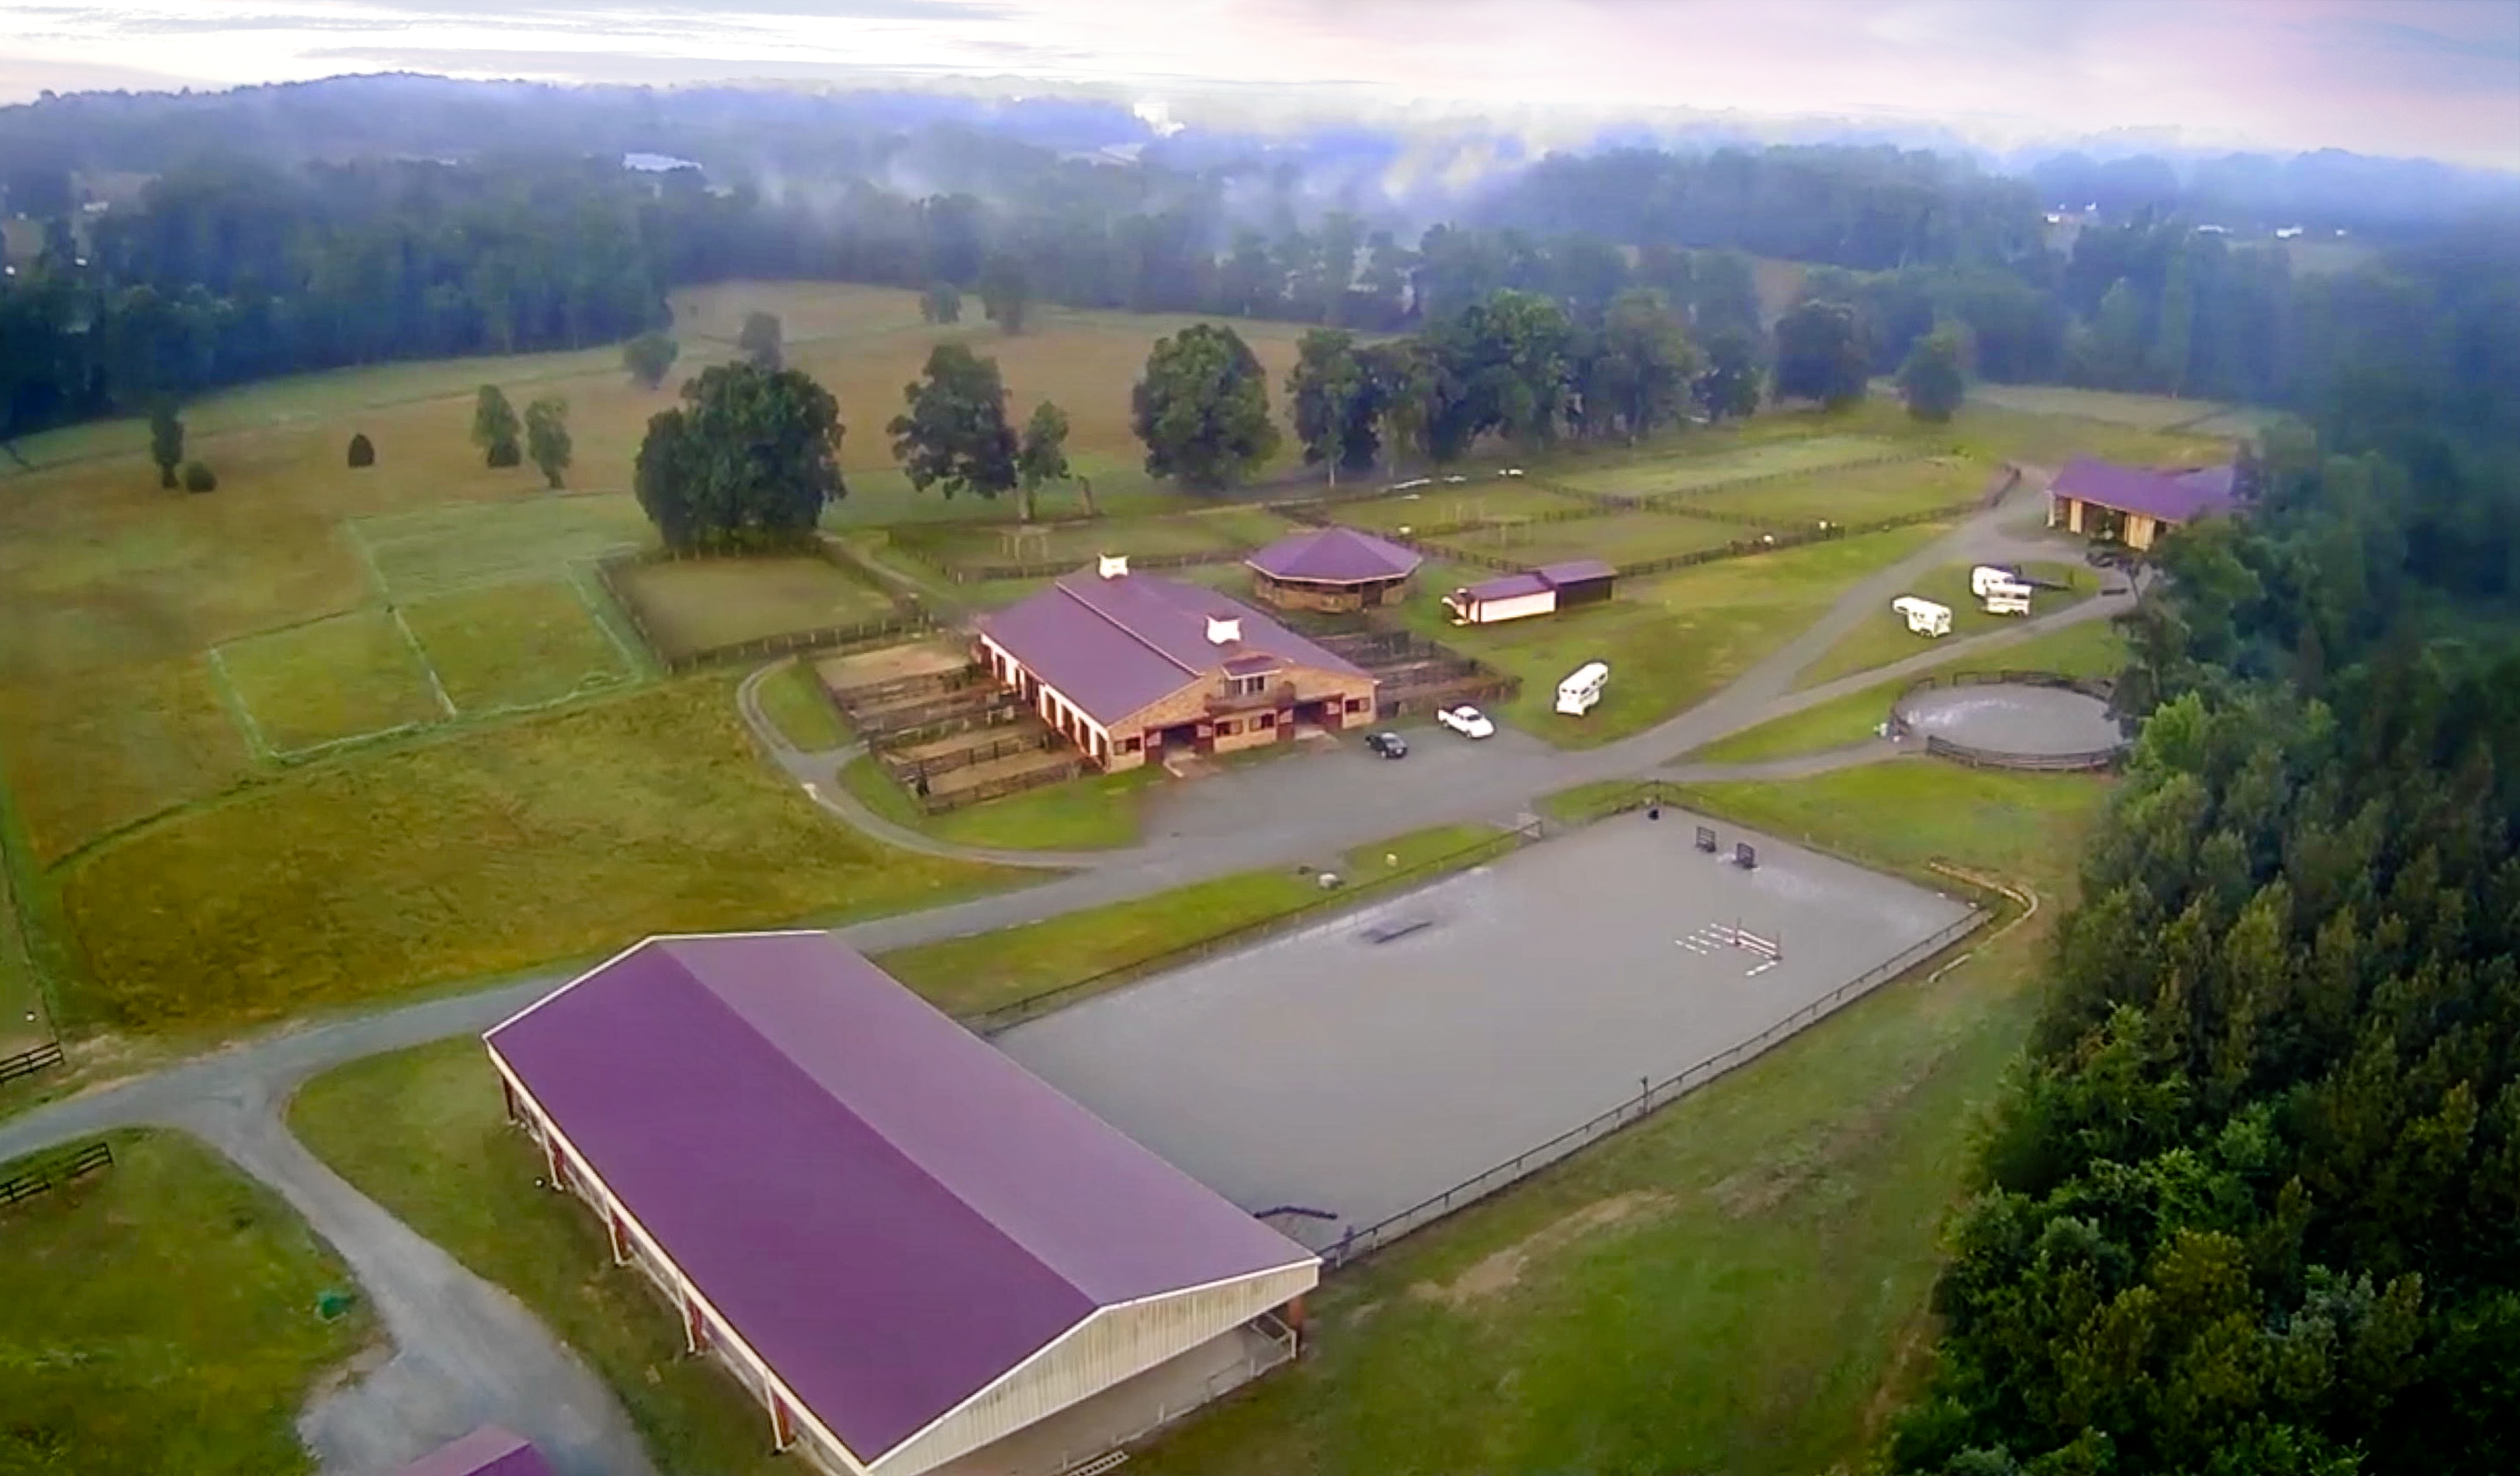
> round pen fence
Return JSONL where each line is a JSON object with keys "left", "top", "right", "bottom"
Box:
{"left": 1890, "top": 669, "right": 2130, "bottom": 773}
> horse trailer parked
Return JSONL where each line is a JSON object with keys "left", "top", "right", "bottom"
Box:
{"left": 1556, "top": 661, "right": 1609, "bottom": 716}
{"left": 1894, "top": 596, "right": 1954, "bottom": 637}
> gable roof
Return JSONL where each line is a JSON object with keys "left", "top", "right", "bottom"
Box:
{"left": 1456, "top": 571, "right": 1551, "bottom": 604}
{"left": 484, "top": 933, "right": 1315, "bottom": 1468}
{"left": 2051, "top": 456, "right": 2239, "bottom": 525}
{"left": 1535, "top": 558, "right": 1617, "bottom": 586}
{"left": 1246, "top": 526, "right": 1424, "bottom": 584}
{"left": 1454, "top": 559, "right": 1618, "bottom": 606}
{"left": 394, "top": 1428, "right": 551, "bottom": 1476}
{"left": 978, "top": 568, "right": 1370, "bottom": 725}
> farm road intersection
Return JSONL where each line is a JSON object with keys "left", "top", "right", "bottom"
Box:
{"left": 0, "top": 480, "right": 2130, "bottom": 1474}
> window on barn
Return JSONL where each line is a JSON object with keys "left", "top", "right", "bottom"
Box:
{"left": 1121, "top": 736, "right": 1141, "bottom": 753}
{"left": 1217, "top": 720, "right": 1239, "bottom": 735}
{"left": 1228, "top": 673, "right": 1270, "bottom": 696}
{"left": 1258, "top": 713, "right": 1276, "bottom": 728}
{"left": 1346, "top": 698, "right": 1368, "bottom": 713}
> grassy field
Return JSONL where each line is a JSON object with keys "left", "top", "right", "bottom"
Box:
{"left": 877, "top": 822, "right": 1509, "bottom": 1017}
{"left": 213, "top": 610, "right": 449, "bottom": 753}
{"left": 1327, "top": 481, "right": 1596, "bottom": 533}
{"left": 1795, "top": 560, "right": 2096, "bottom": 689}
{"left": 1690, "top": 620, "right": 2133, "bottom": 765}
{"left": 1968, "top": 384, "right": 2231, "bottom": 430}
{"left": 352, "top": 493, "right": 654, "bottom": 601}
{"left": 1547, "top": 434, "right": 1904, "bottom": 497}
{"left": 57, "top": 677, "right": 1015, "bottom": 1033}
{"left": 1428, "top": 509, "right": 1750, "bottom": 568}
{"left": 1681, "top": 455, "right": 1991, "bottom": 525}
{"left": 840, "top": 754, "right": 1159, "bottom": 853}
{"left": 614, "top": 556, "right": 899, "bottom": 660}
{"left": 1406, "top": 524, "right": 1949, "bottom": 746}
{"left": 901, "top": 507, "right": 1299, "bottom": 571}
{"left": 0, "top": 656, "right": 258, "bottom": 863}
{"left": 754, "top": 660, "right": 850, "bottom": 751}
{"left": 1133, "top": 763, "right": 2110, "bottom": 1476}
{"left": 401, "top": 580, "right": 635, "bottom": 713}
{"left": 289, "top": 1045, "right": 789, "bottom": 1476}
{"left": 0, "top": 1130, "right": 375, "bottom": 1475}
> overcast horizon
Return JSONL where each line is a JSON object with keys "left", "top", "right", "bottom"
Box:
{"left": 2, "top": 0, "right": 2516, "bottom": 168}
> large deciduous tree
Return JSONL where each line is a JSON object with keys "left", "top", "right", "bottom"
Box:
{"left": 623, "top": 331, "right": 679, "bottom": 390}
{"left": 1131, "top": 322, "right": 1280, "bottom": 490}
{"left": 1287, "top": 328, "right": 1379, "bottom": 484}
{"left": 1423, "top": 288, "right": 1573, "bottom": 458}
{"left": 1016, "top": 400, "right": 1080, "bottom": 521}
{"left": 737, "top": 311, "right": 783, "bottom": 370}
{"left": 634, "top": 362, "right": 846, "bottom": 552}
{"left": 887, "top": 343, "right": 1018, "bottom": 507}
{"left": 1572, "top": 287, "right": 1699, "bottom": 443}
{"left": 523, "top": 395, "right": 572, "bottom": 488}
{"left": 470, "top": 385, "right": 521, "bottom": 468}
{"left": 978, "top": 255, "right": 1031, "bottom": 335}
{"left": 1772, "top": 299, "right": 1870, "bottom": 408}
{"left": 1694, "top": 329, "right": 1763, "bottom": 421}
{"left": 1896, "top": 324, "right": 1968, "bottom": 422}
{"left": 147, "top": 400, "right": 184, "bottom": 488}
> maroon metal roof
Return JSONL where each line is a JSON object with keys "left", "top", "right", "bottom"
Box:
{"left": 484, "top": 934, "right": 1314, "bottom": 1467}
{"left": 978, "top": 567, "right": 1371, "bottom": 725}
{"left": 1535, "top": 558, "right": 1618, "bottom": 586}
{"left": 1245, "top": 526, "right": 1423, "bottom": 584}
{"left": 2050, "top": 456, "right": 2239, "bottom": 524}
{"left": 393, "top": 1428, "right": 551, "bottom": 1476}
{"left": 1456, "top": 571, "right": 1552, "bottom": 604}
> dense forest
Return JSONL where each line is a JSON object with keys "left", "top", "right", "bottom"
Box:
{"left": 1889, "top": 234, "right": 2520, "bottom": 1476}
{"left": 3, "top": 77, "right": 2516, "bottom": 444}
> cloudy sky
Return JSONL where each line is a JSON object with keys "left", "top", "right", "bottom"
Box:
{"left": 3, "top": 0, "right": 2516, "bottom": 164}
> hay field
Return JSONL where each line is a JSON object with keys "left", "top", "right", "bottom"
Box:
{"left": 213, "top": 611, "right": 449, "bottom": 754}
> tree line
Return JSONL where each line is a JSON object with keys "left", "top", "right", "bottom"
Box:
{"left": 1886, "top": 232, "right": 2520, "bottom": 1476}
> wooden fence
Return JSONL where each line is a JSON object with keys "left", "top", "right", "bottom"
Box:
{"left": 1890, "top": 669, "right": 2129, "bottom": 773}
{"left": 0, "top": 1040, "right": 63, "bottom": 1087}
{"left": 595, "top": 544, "right": 935, "bottom": 674}
{"left": 885, "top": 536, "right": 1255, "bottom": 586}
{"left": 0, "top": 1139, "right": 113, "bottom": 1209}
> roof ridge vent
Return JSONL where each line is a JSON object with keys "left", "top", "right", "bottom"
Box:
{"left": 1098, "top": 553, "right": 1129, "bottom": 580}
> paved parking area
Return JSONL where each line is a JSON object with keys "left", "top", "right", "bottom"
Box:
{"left": 996, "top": 811, "right": 1978, "bottom": 1252}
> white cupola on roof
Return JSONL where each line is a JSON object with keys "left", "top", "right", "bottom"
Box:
{"left": 1205, "top": 614, "right": 1243, "bottom": 645}
{"left": 1098, "top": 554, "right": 1129, "bottom": 580}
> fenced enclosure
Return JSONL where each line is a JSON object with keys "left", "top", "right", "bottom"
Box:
{"left": 1313, "top": 628, "right": 1522, "bottom": 718}
{"left": 1890, "top": 669, "right": 2128, "bottom": 772}
{"left": 596, "top": 544, "right": 931, "bottom": 673}
{"left": 0, "top": 1139, "right": 114, "bottom": 1209}
{"left": 0, "top": 1040, "right": 64, "bottom": 1087}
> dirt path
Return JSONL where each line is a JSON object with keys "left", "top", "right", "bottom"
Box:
{"left": 0, "top": 478, "right": 2130, "bottom": 1474}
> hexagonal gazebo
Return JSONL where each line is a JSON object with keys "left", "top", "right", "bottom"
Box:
{"left": 1244, "top": 526, "right": 1424, "bottom": 614}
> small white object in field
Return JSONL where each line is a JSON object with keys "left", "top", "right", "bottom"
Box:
{"left": 1385, "top": 852, "right": 1399, "bottom": 867}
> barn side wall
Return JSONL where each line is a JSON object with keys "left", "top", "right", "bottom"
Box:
{"left": 873, "top": 1263, "right": 1320, "bottom": 1476}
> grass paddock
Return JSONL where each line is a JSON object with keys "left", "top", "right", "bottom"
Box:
{"left": 402, "top": 580, "right": 635, "bottom": 713}
{"left": 614, "top": 557, "right": 899, "bottom": 661}
{"left": 1796, "top": 560, "right": 2096, "bottom": 689}
{"left": 213, "top": 610, "right": 447, "bottom": 754}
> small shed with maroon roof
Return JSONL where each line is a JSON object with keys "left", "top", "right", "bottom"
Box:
{"left": 974, "top": 555, "right": 1378, "bottom": 770}
{"left": 1243, "top": 526, "right": 1424, "bottom": 612}
{"left": 2047, "top": 456, "right": 2239, "bottom": 552}
{"left": 483, "top": 932, "right": 1318, "bottom": 1476}
{"left": 393, "top": 1427, "right": 552, "bottom": 1476}
{"left": 1444, "top": 557, "right": 1619, "bottom": 625}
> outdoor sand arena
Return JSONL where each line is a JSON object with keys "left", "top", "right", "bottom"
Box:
{"left": 1898, "top": 681, "right": 2125, "bottom": 759}
{"left": 997, "top": 812, "right": 1979, "bottom": 1253}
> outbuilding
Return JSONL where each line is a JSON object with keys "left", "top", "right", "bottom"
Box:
{"left": 484, "top": 932, "right": 1320, "bottom": 1476}
{"left": 1243, "top": 526, "right": 1423, "bottom": 613}
{"left": 1443, "top": 559, "right": 1618, "bottom": 625}
{"left": 393, "top": 1428, "right": 551, "bottom": 1476}
{"left": 2047, "top": 456, "right": 2239, "bottom": 552}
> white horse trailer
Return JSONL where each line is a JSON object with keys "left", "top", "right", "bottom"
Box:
{"left": 1556, "top": 661, "right": 1610, "bottom": 716}
{"left": 1983, "top": 591, "right": 2033, "bottom": 616}
{"left": 1893, "top": 596, "right": 1954, "bottom": 637}
{"left": 1970, "top": 565, "right": 2024, "bottom": 598}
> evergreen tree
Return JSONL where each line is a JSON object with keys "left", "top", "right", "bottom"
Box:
{"left": 470, "top": 385, "right": 521, "bottom": 468}
{"left": 523, "top": 396, "right": 571, "bottom": 490}
{"left": 147, "top": 400, "right": 183, "bottom": 489}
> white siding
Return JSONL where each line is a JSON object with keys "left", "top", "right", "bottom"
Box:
{"left": 873, "top": 1263, "right": 1319, "bottom": 1476}
{"left": 1464, "top": 591, "right": 1556, "bottom": 624}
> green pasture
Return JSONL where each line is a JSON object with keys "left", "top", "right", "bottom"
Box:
{"left": 401, "top": 580, "right": 636, "bottom": 713}
{"left": 0, "top": 1130, "right": 374, "bottom": 1476}
{"left": 1326, "top": 480, "right": 1595, "bottom": 533}
{"left": 899, "top": 506, "right": 1300, "bottom": 571}
{"left": 1547, "top": 434, "right": 1904, "bottom": 497}
{"left": 1427, "top": 509, "right": 1751, "bottom": 569}
{"left": 1966, "top": 383, "right": 2231, "bottom": 431}
{"left": 613, "top": 557, "right": 900, "bottom": 660}
{"left": 1680, "top": 456, "right": 1990, "bottom": 526}
{"left": 212, "top": 610, "right": 448, "bottom": 755}
{"left": 352, "top": 494, "right": 654, "bottom": 601}
{"left": 1796, "top": 559, "right": 2096, "bottom": 689}
{"left": 839, "top": 755, "right": 1159, "bottom": 853}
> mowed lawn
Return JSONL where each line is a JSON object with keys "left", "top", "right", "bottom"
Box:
{"left": 1328, "top": 481, "right": 1595, "bottom": 533}
{"left": 1548, "top": 434, "right": 1903, "bottom": 497}
{"left": 1795, "top": 559, "right": 2097, "bottom": 689}
{"left": 1681, "top": 455, "right": 1992, "bottom": 526}
{"left": 1691, "top": 620, "right": 2132, "bottom": 765}
{"left": 56, "top": 676, "right": 1016, "bottom": 1032}
{"left": 0, "top": 1130, "right": 374, "bottom": 1476}
{"left": 1131, "top": 764, "right": 2111, "bottom": 1476}
{"left": 1967, "top": 383, "right": 2231, "bottom": 430}
{"left": 1426, "top": 509, "right": 1751, "bottom": 568}
{"left": 1408, "top": 524, "right": 1949, "bottom": 746}
{"left": 401, "top": 580, "right": 635, "bottom": 713}
{"left": 840, "top": 755, "right": 1161, "bottom": 853}
{"left": 614, "top": 557, "right": 900, "bottom": 660}
{"left": 289, "top": 1047, "right": 790, "bottom": 1476}
{"left": 213, "top": 610, "right": 448, "bottom": 753}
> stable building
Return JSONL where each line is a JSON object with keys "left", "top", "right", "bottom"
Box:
{"left": 1243, "top": 526, "right": 1424, "bottom": 613}
{"left": 975, "top": 556, "right": 1378, "bottom": 771}
{"left": 485, "top": 933, "right": 1319, "bottom": 1476}
{"left": 1443, "top": 559, "right": 1618, "bottom": 625}
{"left": 2046, "top": 456, "right": 2238, "bottom": 552}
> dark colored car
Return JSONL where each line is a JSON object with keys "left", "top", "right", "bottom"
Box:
{"left": 1365, "top": 731, "right": 1409, "bottom": 759}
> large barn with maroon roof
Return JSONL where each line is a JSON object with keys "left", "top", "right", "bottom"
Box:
{"left": 483, "top": 932, "right": 1319, "bottom": 1476}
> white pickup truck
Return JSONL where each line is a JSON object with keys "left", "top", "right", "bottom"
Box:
{"left": 1438, "top": 705, "right": 1497, "bottom": 738}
